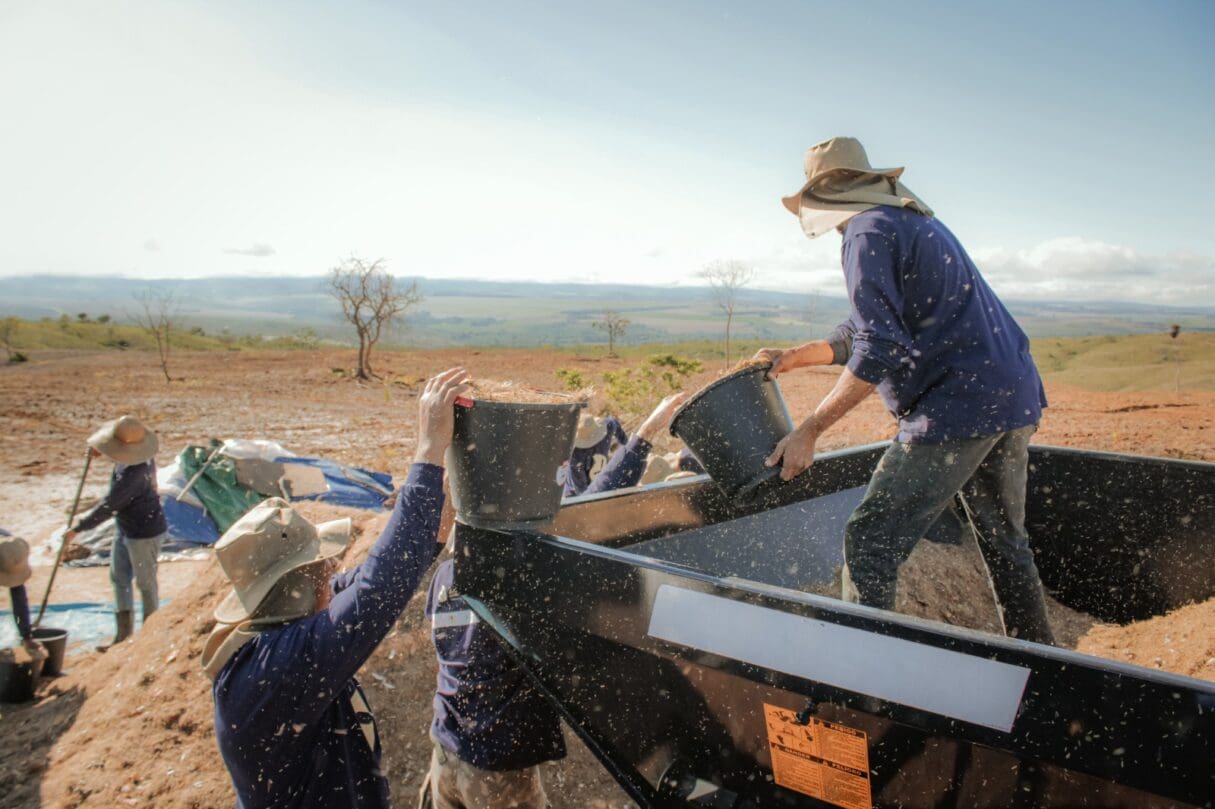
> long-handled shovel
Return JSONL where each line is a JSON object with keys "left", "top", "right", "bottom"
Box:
{"left": 35, "top": 449, "right": 93, "bottom": 627}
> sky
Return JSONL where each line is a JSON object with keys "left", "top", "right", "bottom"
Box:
{"left": 0, "top": 0, "right": 1213, "bottom": 305}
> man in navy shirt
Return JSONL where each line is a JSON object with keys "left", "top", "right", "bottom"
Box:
{"left": 758, "top": 137, "right": 1054, "bottom": 644}
{"left": 66, "top": 415, "right": 168, "bottom": 649}
{"left": 205, "top": 368, "right": 468, "bottom": 809}
{"left": 423, "top": 392, "right": 686, "bottom": 809}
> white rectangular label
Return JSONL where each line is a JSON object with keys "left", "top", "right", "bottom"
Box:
{"left": 646, "top": 585, "right": 1029, "bottom": 732}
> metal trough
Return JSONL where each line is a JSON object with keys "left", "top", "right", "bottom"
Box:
{"left": 453, "top": 443, "right": 1215, "bottom": 808}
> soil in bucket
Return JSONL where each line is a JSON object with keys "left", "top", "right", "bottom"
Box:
{"left": 670, "top": 363, "right": 794, "bottom": 503}
{"left": 30, "top": 627, "right": 68, "bottom": 676}
{"left": 447, "top": 381, "right": 586, "bottom": 529}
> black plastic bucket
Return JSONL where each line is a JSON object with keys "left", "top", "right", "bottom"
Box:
{"left": 31, "top": 627, "right": 68, "bottom": 676}
{"left": 447, "top": 397, "right": 585, "bottom": 529}
{"left": 0, "top": 657, "right": 41, "bottom": 703}
{"left": 669, "top": 364, "right": 794, "bottom": 502}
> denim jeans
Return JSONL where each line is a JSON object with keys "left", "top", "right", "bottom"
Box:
{"left": 842, "top": 425, "right": 1055, "bottom": 644}
{"left": 111, "top": 530, "right": 163, "bottom": 618}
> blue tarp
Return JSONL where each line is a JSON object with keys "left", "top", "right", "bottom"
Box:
{"left": 1, "top": 601, "right": 165, "bottom": 652}
{"left": 274, "top": 457, "right": 393, "bottom": 510}
{"left": 161, "top": 497, "right": 222, "bottom": 547}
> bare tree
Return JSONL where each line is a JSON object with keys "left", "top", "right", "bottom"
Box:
{"left": 134, "top": 290, "right": 178, "bottom": 383}
{"left": 592, "top": 310, "right": 630, "bottom": 357}
{"left": 327, "top": 256, "right": 423, "bottom": 380}
{"left": 699, "top": 260, "right": 756, "bottom": 366}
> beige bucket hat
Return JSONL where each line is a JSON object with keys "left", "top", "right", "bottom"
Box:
{"left": 213, "top": 497, "right": 351, "bottom": 624}
{"left": 0, "top": 535, "right": 32, "bottom": 588}
{"left": 574, "top": 414, "right": 609, "bottom": 450}
{"left": 781, "top": 136, "right": 933, "bottom": 238}
{"left": 88, "top": 415, "right": 159, "bottom": 465}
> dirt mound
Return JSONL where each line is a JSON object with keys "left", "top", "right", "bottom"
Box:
{"left": 895, "top": 539, "right": 1097, "bottom": 648}
{"left": 1077, "top": 598, "right": 1215, "bottom": 681}
{"left": 8, "top": 500, "right": 630, "bottom": 808}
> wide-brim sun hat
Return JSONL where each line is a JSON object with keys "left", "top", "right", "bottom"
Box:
{"left": 213, "top": 497, "right": 351, "bottom": 624}
{"left": 781, "top": 136, "right": 932, "bottom": 239}
{"left": 781, "top": 136, "right": 903, "bottom": 215}
{"left": 88, "top": 415, "right": 159, "bottom": 465}
{"left": 0, "top": 535, "right": 32, "bottom": 588}
{"left": 573, "top": 414, "right": 609, "bottom": 450}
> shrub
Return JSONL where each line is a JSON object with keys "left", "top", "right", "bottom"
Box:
{"left": 554, "top": 368, "right": 588, "bottom": 391}
{"left": 601, "top": 353, "right": 702, "bottom": 418}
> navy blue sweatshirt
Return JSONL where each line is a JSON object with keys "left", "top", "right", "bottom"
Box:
{"left": 563, "top": 416, "right": 631, "bottom": 496}
{"left": 212, "top": 464, "right": 443, "bottom": 809}
{"left": 828, "top": 206, "right": 1046, "bottom": 444}
{"left": 74, "top": 461, "right": 168, "bottom": 539}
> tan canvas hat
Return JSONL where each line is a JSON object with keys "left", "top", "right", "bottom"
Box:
{"left": 213, "top": 497, "right": 351, "bottom": 624}
{"left": 88, "top": 415, "right": 159, "bottom": 465}
{"left": 574, "top": 414, "right": 609, "bottom": 450}
{"left": 781, "top": 136, "right": 932, "bottom": 238}
{"left": 0, "top": 535, "right": 32, "bottom": 588}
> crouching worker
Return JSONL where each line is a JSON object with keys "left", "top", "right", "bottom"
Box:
{"left": 1, "top": 530, "right": 47, "bottom": 665}
{"left": 205, "top": 368, "right": 469, "bottom": 809}
{"left": 563, "top": 393, "right": 688, "bottom": 497}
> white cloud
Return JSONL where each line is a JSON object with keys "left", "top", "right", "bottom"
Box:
{"left": 972, "top": 238, "right": 1215, "bottom": 306}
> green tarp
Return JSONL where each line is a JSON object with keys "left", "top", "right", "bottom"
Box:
{"left": 177, "top": 443, "right": 265, "bottom": 533}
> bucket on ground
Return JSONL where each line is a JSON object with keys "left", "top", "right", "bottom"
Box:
{"left": 31, "top": 627, "right": 68, "bottom": 676}
{"left": 447, "top": 396, "right": 585, "bottom": 529}
{"left": 0, "top": 655, "right": 42, "bottom": 703}
{"left": 670, "top": 363, "right": 794, "bottom": 502}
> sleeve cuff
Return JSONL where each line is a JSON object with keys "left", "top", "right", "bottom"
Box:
{"left": 845, "top": 352, "right": 891, "bottom": 385}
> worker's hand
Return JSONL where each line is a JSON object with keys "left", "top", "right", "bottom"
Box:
{"left": 751, "top": 347, "right": 793, "bottom": 378}
{"left": 766, "top": 421, "right": 820, "bottom": 481}
{"left": 637, "top": 392, "right": 689, "bottom": 442}
{"left": 88, "top": 447, "right": 102, "bottom": 459}
{"left": 64, "top": 529, "right": 77, "bottom": 542}
{"left": 414, "top": 367, "right": 471, "bottom": 467}
{"left": 21, "top": 638, "right": 47, "bottom": 664}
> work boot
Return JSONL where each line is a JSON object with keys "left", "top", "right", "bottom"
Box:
{"left": 97, "top": 610, "right": 134, "bottom": 652}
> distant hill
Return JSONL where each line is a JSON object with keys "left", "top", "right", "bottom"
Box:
{"left": 0, "top": 274, "right": 1210, "bottom": 346}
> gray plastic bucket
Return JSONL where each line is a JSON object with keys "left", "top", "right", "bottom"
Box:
{"left": 670, "top": 364, "right": 794, "bottom": 502}
{"left": 447, "top": 397, "right": 585, "bottom": 529}
{"left": 31, "top": 627, "right": 68, "bottom": 676}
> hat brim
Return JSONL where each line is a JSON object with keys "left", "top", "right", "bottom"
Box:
{"left": 781, "top": 165, "right": 904, "bottom": 215}
{"left": 213, "top": 517, "right": 351, "bottom": 624}
{"left": 88, "top": 422, "right": 159, "bottom": 465}
{"left": 573, "top": 417, "right": 609, "bottom": 450}
{"left": 0, "top": 559, "right": 32, "bottom": 588}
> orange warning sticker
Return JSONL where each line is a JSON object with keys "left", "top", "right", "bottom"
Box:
{"left": 763, "top": 703, "right": 872, "bottom": 809}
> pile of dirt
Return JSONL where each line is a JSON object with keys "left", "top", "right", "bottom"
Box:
{"left": 6, "top": 500, "right": 630, "bottom": 809}
{"left": 895, "top": 539, "right": 1097, "bottom": 648}
{"left": 1077, "top": 598, "right": 1215, "bottom": 682}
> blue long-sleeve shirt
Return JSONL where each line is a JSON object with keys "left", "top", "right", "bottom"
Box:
{"left": 73, "top": 461, "right": 167, "bottom": 539}
{"left": 9, "top": 584, "right": 32, "bottom": 640}
{"left": 828, "top": 206, "right": 1046, "bottom": 444}
{"left": 212, "top": 463, "right": 444, "bottom": 809}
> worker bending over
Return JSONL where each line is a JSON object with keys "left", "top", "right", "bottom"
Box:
{"left": 758, "top": 136, "right": 1055, "bottom": 644}
{"left": 1, "top": 529, "right": 46, "bottom": 664}
{"left": 66, "top": 415, "right": 167, "bottom": 650}
{"left": 206, "top": 368, "right": 469, "bottom": 808}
